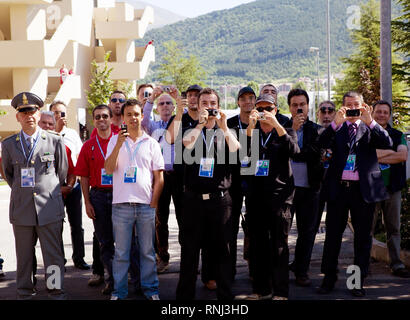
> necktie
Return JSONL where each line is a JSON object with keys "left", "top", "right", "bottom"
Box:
{"left": 348, "top": 123, "right": 357, "bottom": 148}
{"left": 27, "top": 137, "right": 34, "bottom": 152}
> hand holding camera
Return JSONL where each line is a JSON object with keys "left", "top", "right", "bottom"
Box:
{"left": 198, "top": 110, "right": 209, "bottom": 126}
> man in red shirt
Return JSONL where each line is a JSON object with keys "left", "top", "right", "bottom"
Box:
{"left": 90, "top": 91, "right": 125, "bottom": 138}
{"left": 75, "top": 105, "right": 115, "bottom": 295}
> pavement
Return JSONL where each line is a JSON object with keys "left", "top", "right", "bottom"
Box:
{"left": 0, "top": 184, "right": 409, "bottom": 301}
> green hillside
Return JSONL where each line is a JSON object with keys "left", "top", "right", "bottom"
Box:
{"left": 136, "top": 0, "right": 400, "bottom": 85}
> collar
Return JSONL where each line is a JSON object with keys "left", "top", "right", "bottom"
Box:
{"left": 126, "top": 131, "right": 149, "bottom": 144}
{"left": 21, "top": 127, "right": 41, "bottom": 140}
{"left": 346, "top": 119, "right": 361, "bottom": 126}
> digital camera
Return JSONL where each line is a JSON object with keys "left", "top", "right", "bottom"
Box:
{"left": 207, "top": 109, "right": 219, "bottom": 117}
{"left": 346, "top": 109, "right": 360, "bottom": 117}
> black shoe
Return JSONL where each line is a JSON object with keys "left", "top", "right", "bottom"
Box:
{"left": 392, "top": 267, "right": 410, "bottom": 278}
{"left": 350, "top": 288, "right": 366, "bottom": 297}
{"left": 295, "top": 275, "right": 312, "bottom": 287}
{"left": 317, "top": 275, "right": 337, "bottom": 294}
{"left": 102, "top": 283, "right": 113, "bottom": 295}
{"left": 74, "top": 260, "right": 90, "bottom": 270}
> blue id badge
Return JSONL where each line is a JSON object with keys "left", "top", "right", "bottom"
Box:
{"left": 255, "top": 160, "right": 270, "bottom": 176}
{"left": 21, "top": 167, "right": 35, "bottom": 187}
{"left": 379, "top": 163, "right": 390, "bottom": 171}
{"left": 344, "top": 155, "right": 356, "bottom": 171}
{"left": 124, "top": 166, "right": 137, "bottom": 183}
{"left": 199, "top": 158, "right": 214, "bottom": 178}
{"left": 101, "top": 168, "right": 113, "bottom": 186}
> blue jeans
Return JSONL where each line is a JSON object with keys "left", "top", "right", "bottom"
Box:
{"left": 112, "top": 203, "right": 158, "bottom": 299}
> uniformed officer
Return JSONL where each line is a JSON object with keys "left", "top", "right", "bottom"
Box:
{"left": 176, "top": 88, "right": 241, "bottom": 300}
{"left": 1, "top": 92, "right": 68, "bottom": 300}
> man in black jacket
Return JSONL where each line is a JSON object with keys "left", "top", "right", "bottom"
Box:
{"left": 317, "top": 91, "right": 393, "bottom": 297}
{"left": 285, "top": 89, "right": 324, "bottom": 287}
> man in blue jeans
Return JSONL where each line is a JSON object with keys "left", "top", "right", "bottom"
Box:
{"left": 105, "top": 99, "right": 164, "bottom": 300}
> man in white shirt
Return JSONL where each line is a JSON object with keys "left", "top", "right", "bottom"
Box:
{"left": 105, "top": 99, "right": 164, "bottom": 300}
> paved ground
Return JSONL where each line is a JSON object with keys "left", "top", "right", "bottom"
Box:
{"left": 0, "top": 184, "right": 409, "bottom": 301}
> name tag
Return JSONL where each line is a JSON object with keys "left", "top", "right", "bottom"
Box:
{"left": 379, "top": 163, "right": 390, "bottom": 171}
{"left": 124, "top": 166, "right": 137, "bottom": 183}
{"left": 21, "top": 167, "right": 35, "bottom": 187}
{"left": 101, "top": 168, "right": 113, "bottom": 186}
{"left": 199, "top": 158, "right": 214, "bottom": 178}
{"left": 255, "top": 160, "right": 270, "bottom": 176}
{"left": 344, "top": 154, "right": 356, "bottom": 172}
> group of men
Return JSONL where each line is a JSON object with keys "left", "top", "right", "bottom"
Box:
{"left": 0, "top": 81, "right": 408, "bottom": 300}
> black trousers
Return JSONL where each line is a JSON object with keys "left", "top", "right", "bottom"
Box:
{"left": 321, "top": 182, "right": 375, "bottom": 279}
{"left": 63, "top": 183, "right": 85, "bottom": 264}
{"left": 156, "top": 171, "right": 183, "bottom": 262}
{"left": 247, "top": 197, "right": 291, "bottom": 298}
{"left": 176, "top": 190, "right": 233, "bottom": 300}
{"left": 290, "top": 187, "right": 320, "bottom": 277}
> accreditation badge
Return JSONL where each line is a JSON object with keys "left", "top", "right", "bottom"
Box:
{"left": 124, "top": 166, "right": 137, "bottom": 183}
{"left": 101, "top": 168, "right": 113, "bottom": 186}
{"left": 379, "top": 163, "right": 390, "bottom": 171}
{"left": 255, "top": 160, "right": 270, "bottom": 177}
{"left": 199, "top": 158, "right": 215, "bottom": 178}
{"left": 344, "top": 155, "right": 356, "bottom": 172}
{"left": 21, "top": 167, "right": 35, "bottom": 187}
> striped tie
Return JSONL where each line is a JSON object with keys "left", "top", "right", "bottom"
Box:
{"left": 348, "top": 123, "right": 357, "bottom": 147}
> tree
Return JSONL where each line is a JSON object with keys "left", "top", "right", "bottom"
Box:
{"left": 292, "top": 81, "right": 308, "bottom": 91}
{"left": 85, "top": 51, "right": 114, "bottom": 114}
{"left": 247, "top": 81, "right": 260, "bottom": 96}
{"left": 157, "top": 41, "right": 206, "bottom": 92}
{"left": 277, "top": 95, "right": 290, "bottom": 114}
{"left": 333, "top": 0, "right": 408, "bottom": 129}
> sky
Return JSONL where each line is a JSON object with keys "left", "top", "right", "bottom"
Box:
{"left": 142, "top": 0, "right": 256, "bottom": 18}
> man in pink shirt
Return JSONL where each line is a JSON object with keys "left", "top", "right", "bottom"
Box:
{"left": 105, "top": 99, "right": 164, "bottom": 300}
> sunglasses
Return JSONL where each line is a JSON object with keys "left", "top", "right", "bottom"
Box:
{"left": 158, "top": 101, "right": 173, "bottom": 106}
{"left": 111, "top": 98, "right": 126, "bottom": 103}
{"left": 256, "top": 106, "right": 274, "bottom": 112}
{"left": 320, "top": 107, "right": 335, "bottom": 113}
{"left": 94, "top": 114, "right": 110, "bottom": 120}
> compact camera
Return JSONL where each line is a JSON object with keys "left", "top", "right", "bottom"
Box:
{"left": 143, "top": 90, "right": 150, "bottom": 98}
{"left": 346, "top": 109, "right": 360, "bottom": 117}
{"left": 258, "top": 112, "right": 266, "bottom": 120}
{"left": 207, "top": 109, "right": 219, "bottom": 117}
{"left": 61, "top": 111, "right": 66, "bottom": 118}
{"left": 162, "top": 86, "right": 171, "bottom": 93}
{"left": 297, "top": 109, "right": 303, "bottom": 114}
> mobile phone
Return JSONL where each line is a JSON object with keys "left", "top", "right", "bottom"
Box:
{"left": 120, "top": 124, "right": 127, "bottom": 132}
{"left": 181, "top": 91, "right": 187, "bottom": 99}
{"left": 207, "top": 109, "right": 219, "bottom": 117}
{"left": 61, "top": 111, "right": 66, "bottom": 117}
{"left": 297, "top": 109, "right": 303, "bottom": 114}
{"left": 346, "top": 109, "right": 360, "bottom": 117}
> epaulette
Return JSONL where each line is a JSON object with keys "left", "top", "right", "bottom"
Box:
{"left": 2, "top": 133, "right": 18, "bottom": 143}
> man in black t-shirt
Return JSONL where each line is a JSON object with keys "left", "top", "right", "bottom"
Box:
{"left": 175, "top": 88, "right": 240, "bottom": 300}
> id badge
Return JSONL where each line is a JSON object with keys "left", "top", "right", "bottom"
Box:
{"left": 101, "top": 168, "right": 113, "bottom": 186}
{"left": 21, "top": 167, "right": 35, "bottom": 187}
{"left": 379, "top": 163, "right": 390, "bottom": 171}
{"left": 344, "top": 155, "right": 356, "bottom": 171}
{"left": 199, "top": 158, "right": 215, "bottom": 178}
{"left": 255, "top": 160, "right": 270, "bottom": 176}
{"left": 124, "top": 166, "right": 137, "bottom": 183}
{"left": 240, "top": 156, "right": 251, "bottom": 175}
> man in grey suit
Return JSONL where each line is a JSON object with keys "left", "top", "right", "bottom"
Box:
{"left": 1, "top": 92, "right": 68, "bottom": 299}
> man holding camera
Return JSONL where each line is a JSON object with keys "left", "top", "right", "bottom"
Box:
{"left": 317, "top": 91, "right": 392, "bottom": 297}
{"left": 50, "top": 101, "right": 89, "bottom": 270}
{"left": 176, "top": 88, "right": 240, "bottom": 300}
{"left": 236, "top": 94, "right": 299, "bottom": 300}
{"left": 260, "top": 83, "right": 289, "bottom": 125}
{"left": 285, "top": 89, "right": 324, "bottom": 287}
{"left": 141, "top": 86, "right": 183, "bottom": 273}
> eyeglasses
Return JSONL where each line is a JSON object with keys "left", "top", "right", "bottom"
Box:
{"left": 256, "top": 106, "right": 274, "bottom": 112}
{"left": 320, "top": 107, "right": 335, "bottom": 114}
{"left": 111, "top": 98, "right": 126, "bottom": 103}
{"left": 94, "top": 114, "right": 110, "bottom": 120}
{"left": 158, "top": 101, "right": 173, "bottom": 106}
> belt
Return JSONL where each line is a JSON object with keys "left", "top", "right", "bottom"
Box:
{"left": 91, "top": 187, "right": 113, "bottom": 193}
{"left": 185, "top": 189, "right": 228, "bottom": 201}
{"left": 340, "top": 180, "right": 359, "bottom": 188}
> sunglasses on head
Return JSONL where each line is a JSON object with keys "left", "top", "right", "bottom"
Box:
{"left": 320, "top": 107, "right": 335, "bottom": 113}
{"left": 158, "top": 101, "right": 173, "bottom": 106}
{"left": 94, "top": 114, "right": 109, "bottom": 120}
{"left": 256, "top": 106, "right": 274, "bottom": 112}
{"left": 111, "top": 98, "right": 126, "bottom": 103}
